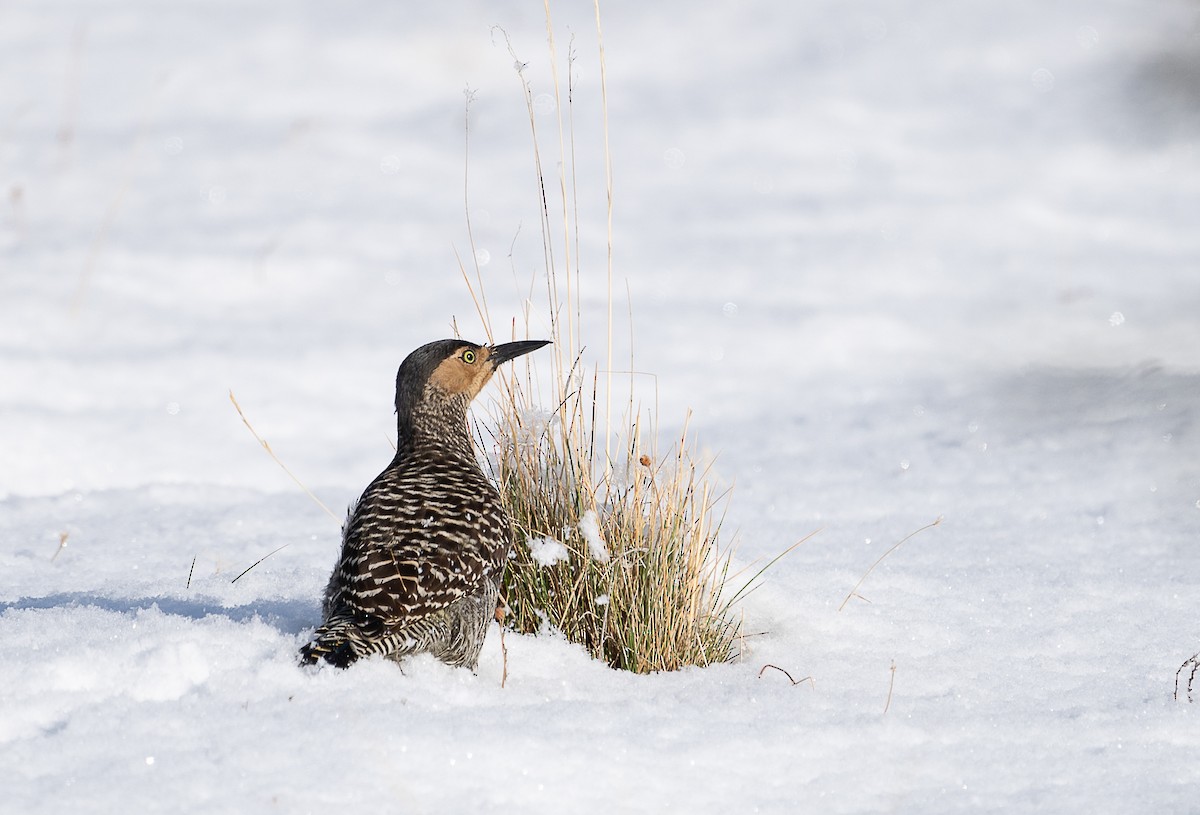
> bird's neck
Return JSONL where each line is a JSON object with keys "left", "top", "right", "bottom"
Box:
{"left": 395, "top": 396, "right": 476, "bottom": 463}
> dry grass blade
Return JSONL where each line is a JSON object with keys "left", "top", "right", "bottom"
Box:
{"left": 495, "top": 604, "right": 510, "bottom": 688}
{"left": 51, "top": 531, "right": 69, "bottom": 562}
{"left": 883, "top": 659, "right": 897, "bottom": 714}
{"left": 458, "top": 87, "right": 493, "bottom": 344}
{"left": 592, "top": 0, "right": 615, "bottom": 465}
{"left": 231, "top": 543, "right": 290, "bottom": 585}
{"left": 723, "top": 528, "right": 820, "bottom": 609}
{"left": 838, "top": 516, "right": 943, "bottom": 612}
{"left": 229, "top": 390, "right": 339, "bottom": 523}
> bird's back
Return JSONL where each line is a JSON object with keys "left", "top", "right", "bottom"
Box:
{"left": 305, "top": 448, "right": 512, "bottom": 668}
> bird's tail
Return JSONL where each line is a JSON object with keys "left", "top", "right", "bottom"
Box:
{"left": 299, "top": 611, "right": 392, "bottom": 668}
{"left": 299, "top": 612, "right": 430, "bottom": 669}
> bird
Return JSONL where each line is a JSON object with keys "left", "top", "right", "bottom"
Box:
{"left": 299, "top": 337, "right": 550, "bottom": 671}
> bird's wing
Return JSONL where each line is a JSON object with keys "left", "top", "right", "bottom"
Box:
{"left": 332, "top": 467, "right": 510, "bottom": 623}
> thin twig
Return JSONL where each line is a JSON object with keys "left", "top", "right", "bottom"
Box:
{"left": 231, "top": 543, "right": 290, "bottom": 584}
{"left": 757, "top": 663, "right": 815, "bottom": 688}
{"left": 542, "top": 0, "right": 574, "bottom": 362}
{"left": 455, "top": 244, "right": 493, "bottom": 344}
{"left": 186, "top": 555, "right": 197, "bottom": 589}
{"left": 593, "top": 0, "right": 615, "bottom": 469}
{"left": 460, "top": 86, "right": 492, "bottom": 343}
{"left": 500, "top": 626, "right": 509, "bottom": 688}
{"left": 228, "top": 390, "right": 339, "bottom": 523}
{"left": 883, "top": 659, "right": 897, "bottom": 714}
{"left": 1176, "top": 652, "right": 1200, "bottom": 702}
{"left": 495, "top": 601, "right": 510, "bottom": 688}
{"left": 51, "top": 531, "right": 69, "bottom": 562}
{"left": 838, "top": 516, "right": 943, "bottom": 612}
{"left": 723, "top": 528, "right": 819, "bottom": 609}
{"left": 567, "top": 36, "right": 582, "bottom": 360}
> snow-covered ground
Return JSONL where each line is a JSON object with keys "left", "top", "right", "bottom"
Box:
{"left": 3, "top": 1, "right": 1199, "bottom": 811}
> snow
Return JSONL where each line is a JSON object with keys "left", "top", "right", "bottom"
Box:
{"left": 3, "top": 0, "right": 1200, "bottom": 812}
{"left": 525, "top": 536, "right": 570, "bottom": 569}
{"left": 578, "top": 509, "right": 609, "bottom": 563}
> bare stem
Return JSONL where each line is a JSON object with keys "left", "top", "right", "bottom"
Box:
{"left": 883, "top": 659, "right": 897, "bottom": 714}
{"left": 838, "top": 516, "right": 943, "bottom": 612}
{"left": 231, "top": 544, "right": 290, "bottom": 584}
{"left": 229, "top": 390, "right": 339, "bottom": 523}
{"left": 593, "top": 0, "right": 615, "bottom": 470}
{"left": 51, "top": 531, "right": 69, "bottom": 562}
{"left": 757, "top": 663, "right": 815, "bottom": 688}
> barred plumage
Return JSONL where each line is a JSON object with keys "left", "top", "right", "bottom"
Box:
{"left": 299, "top": 337, "right": 549, "bottom": 671}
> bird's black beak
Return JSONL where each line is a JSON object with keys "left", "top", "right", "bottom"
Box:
{"left": 489, "top": 339, "right": 551, "bottom": 367}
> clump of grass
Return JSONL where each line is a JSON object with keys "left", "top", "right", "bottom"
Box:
{"left": 485, "top": 382, "right": 743, "bottom": 672}
{"left": 464, "top": 5, "right": 754, "bottom": 673}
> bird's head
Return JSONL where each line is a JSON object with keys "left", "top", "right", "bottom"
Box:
{"left": 395, "top": 338, "right": 551, "bottom": 428}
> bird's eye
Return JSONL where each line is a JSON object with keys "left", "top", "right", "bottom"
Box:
{"left": 462, "top": 349, "right": 477, "bottom": 364}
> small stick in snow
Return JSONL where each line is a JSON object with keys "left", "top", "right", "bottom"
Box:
{"left": 838, "top": 516, "right": 943, "bottom": 612}
{"left": 495, "top": 601, "right": 509, "bottom": 688}
{"left": 228, "top": 390, "right": 339, "bottom": 523}
{"left": 883, "top": 659, "right": 897, "bottom": 714}
{"left": 757, "top": 663, "right": 814, "bottom": 688}
{"left": 51, "top": 531, "right": 69, "bottom": 562}
{"left": 231, "top": 544, "right": 290, "bottom": 584}
{"left": 1175, "top": 652, "right": 1200, "bottom": 702}
{"left": 186, "top": 555, "right": 197, "bottom": 589}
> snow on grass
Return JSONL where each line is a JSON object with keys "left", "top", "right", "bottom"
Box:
{"left": 578, "top": 509, "right": 609, "bottom": 563}
{"left": 525, "top": 535, "right": 570, "bottom": 568}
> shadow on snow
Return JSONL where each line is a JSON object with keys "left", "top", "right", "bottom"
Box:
{"left": 0, "top": 592, "right": 318, "bottom": 636}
